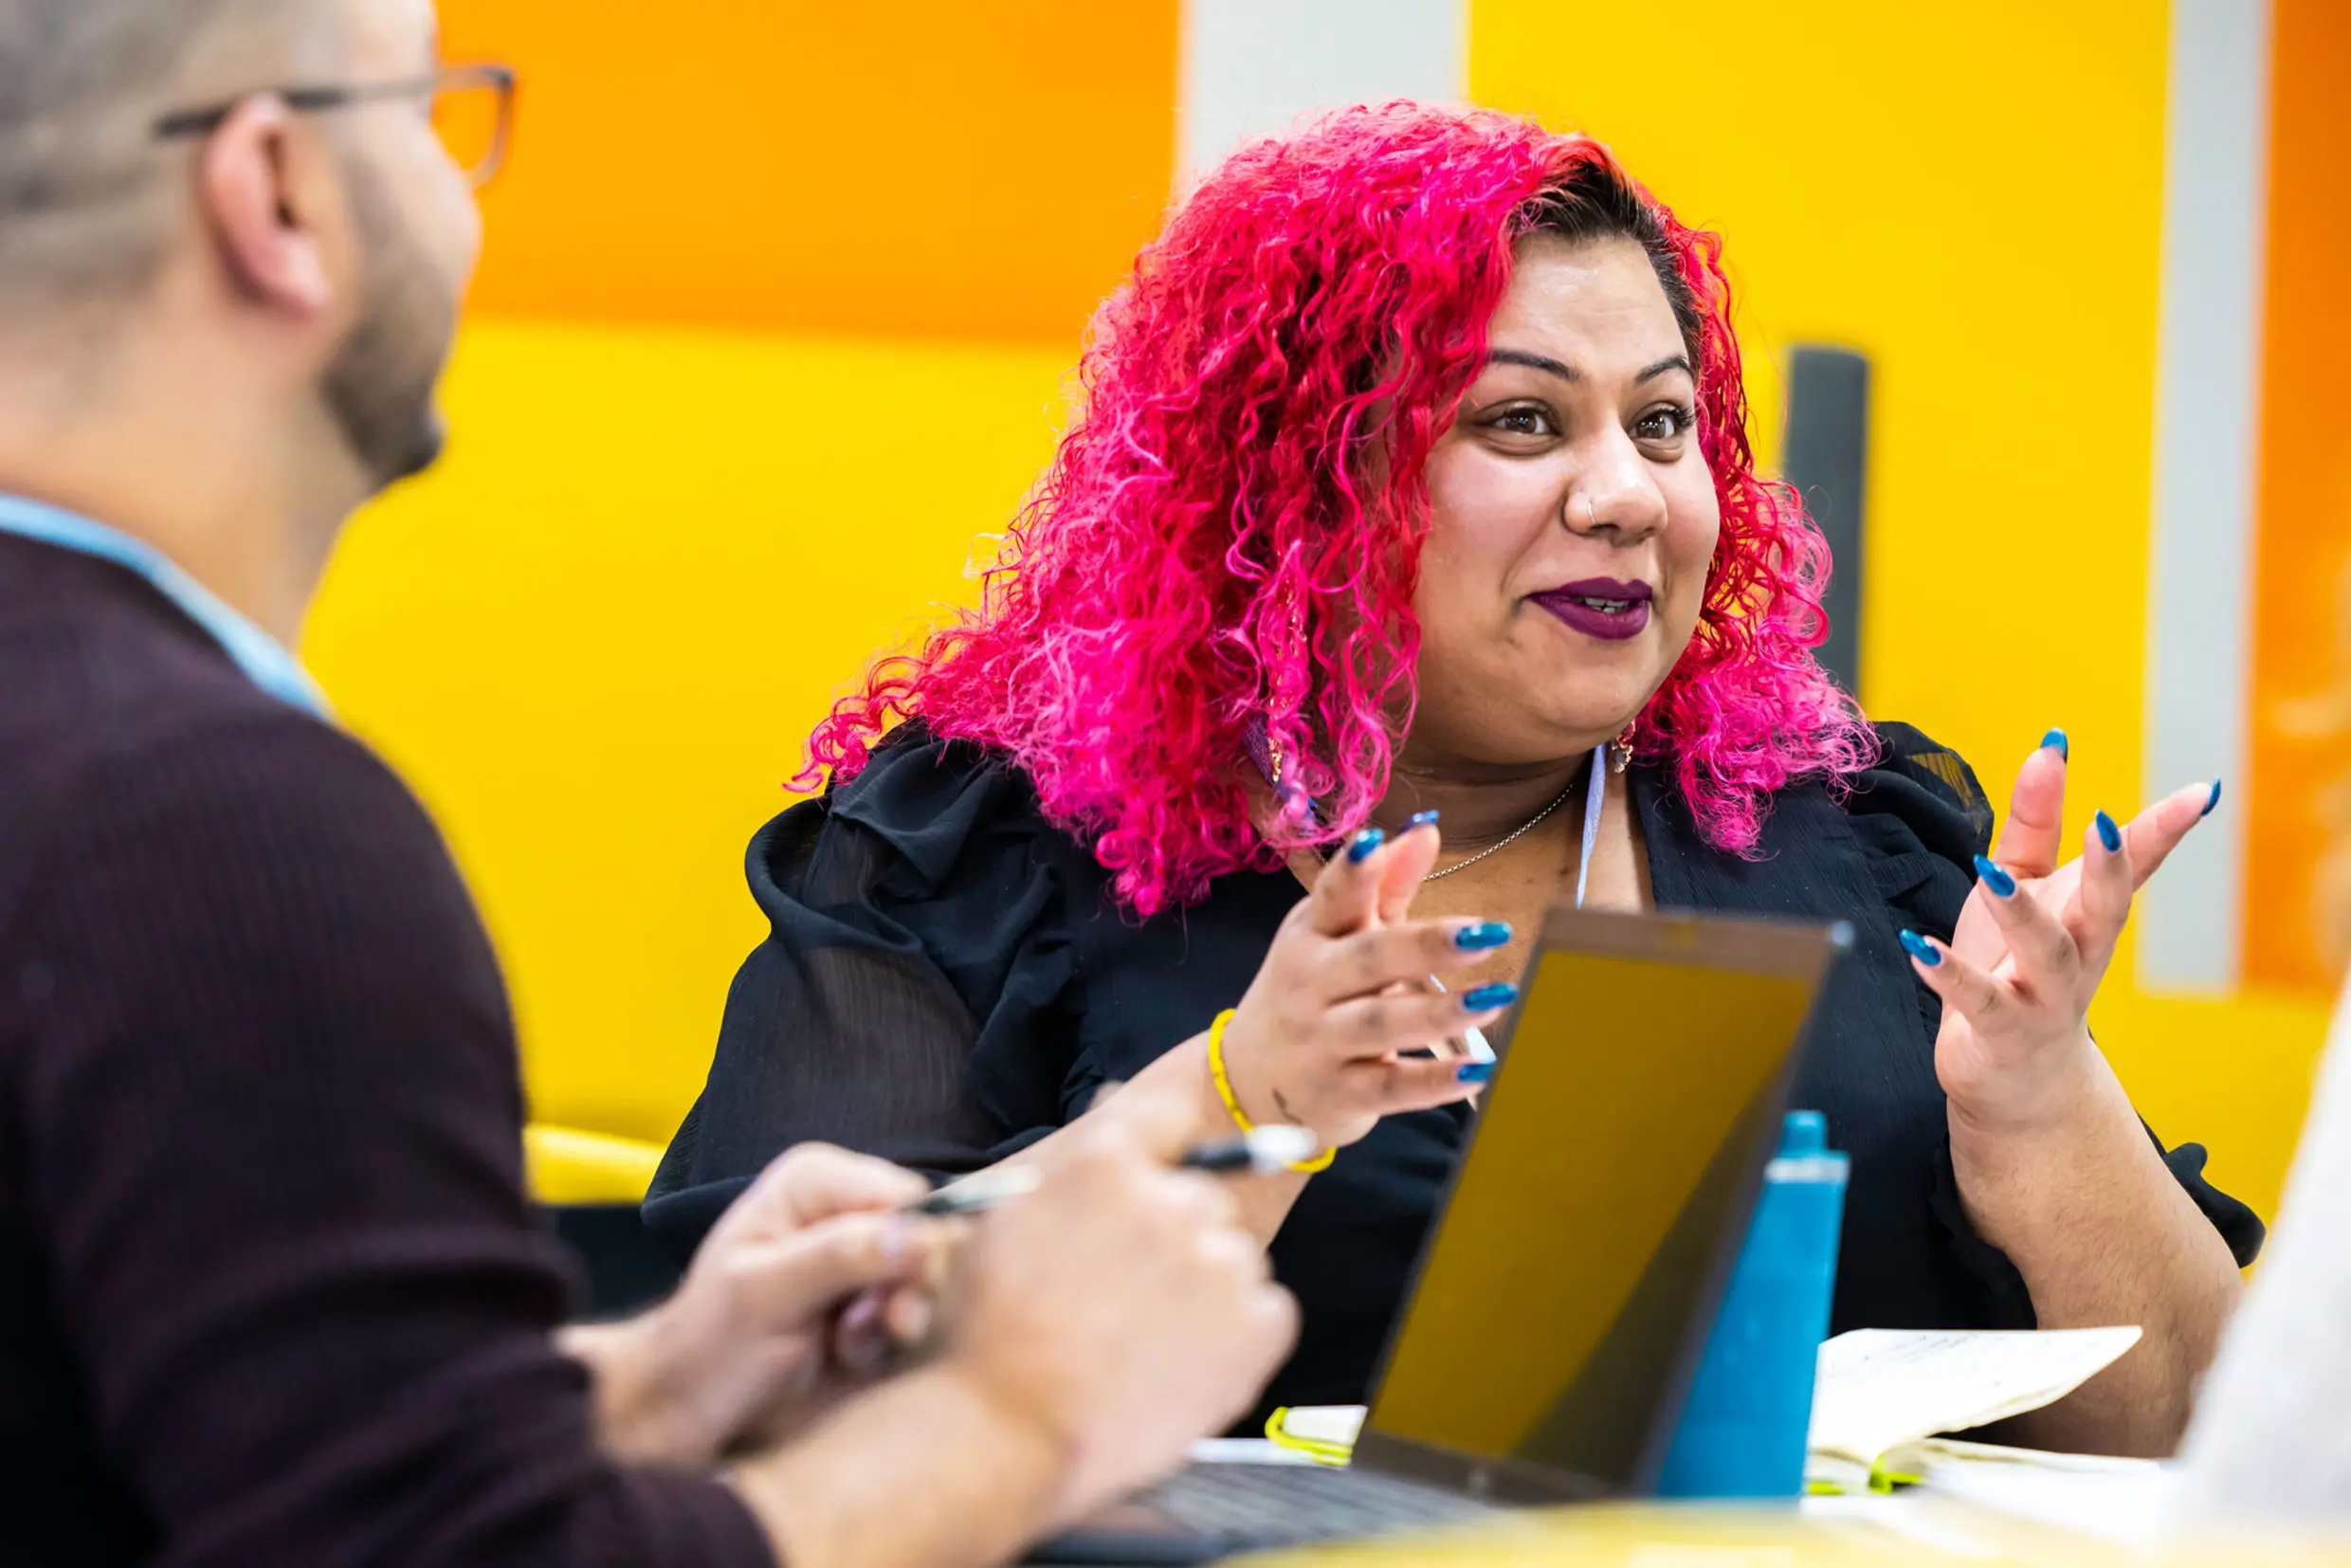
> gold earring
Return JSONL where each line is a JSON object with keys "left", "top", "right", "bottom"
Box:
{"left": 1610, "top": 722, "right": 1635, "bottom": 774}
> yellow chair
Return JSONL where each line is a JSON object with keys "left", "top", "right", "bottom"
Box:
{"left": 524, "top": 1123, "right": 668, "bottom": 1207}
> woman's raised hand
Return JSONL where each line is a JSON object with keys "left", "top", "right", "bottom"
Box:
{"left": 1904, "top": 737, "right": 2219, "bottom": 1132}
{"left": 1214, "top": 819, "right": 1517, "bottom": 1153}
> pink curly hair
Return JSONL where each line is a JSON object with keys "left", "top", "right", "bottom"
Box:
{"left": 802, "top": 103, "right": 1875, "bottom": 917}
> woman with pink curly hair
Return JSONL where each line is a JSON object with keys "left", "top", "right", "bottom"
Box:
{"left": 651, "top": 105, "right": 2256, "bottom": 1451}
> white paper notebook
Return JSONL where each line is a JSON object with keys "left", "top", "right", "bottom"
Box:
{"left": 1805, "top": 1326, "right": 2142, "bottom": 1491}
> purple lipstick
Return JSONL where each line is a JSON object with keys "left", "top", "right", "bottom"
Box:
{"left": 1531, "top": 577, "right": 1653, "bottom": 641}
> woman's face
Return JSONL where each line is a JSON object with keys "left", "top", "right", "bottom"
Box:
{"left": 1409, "top": 234, "right": 1720, "bottom": 766}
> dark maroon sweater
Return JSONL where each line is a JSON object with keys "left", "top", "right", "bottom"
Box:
{"left": 0, "top": 532, "right": 772, "bottom": 1567}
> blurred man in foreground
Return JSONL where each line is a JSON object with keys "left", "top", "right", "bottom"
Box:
{"left": 0, "top": 2, "right": 1296, "bottom": 1565}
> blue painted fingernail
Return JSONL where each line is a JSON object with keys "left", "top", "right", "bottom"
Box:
{"left": 2095, "top": 810, "right": 2122, "bottom": 853}
{"left": 1899, "top": 929, "right": 1942, "bottom": 967}
{"left": 1973, "top": 855, "right": 2016, "bottom": 897}
{"left": 1346, "top": 827, "right": 1384, "bottom": 863}
{"left": 1453, "top": 921, "right": 1513, "bottom": 951}
{"left": 2203, "top": 779, "right": 2223, "bottom": 818}
{"left": 1405, "top": 810, "right": 1440, "bottom": 831}
{"left": 1462, "top": 982, "right": 1518, "bottom": 1012}
{"left": 1456, "top": 1061, "right": 1495, "bottom": 1085}
{"left": 2042, "top": 728, "right": 2069, "bottom": 761}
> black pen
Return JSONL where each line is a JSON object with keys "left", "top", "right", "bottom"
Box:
{"left": 909, "top": 1124, "right": 1320, "bottom": 1216}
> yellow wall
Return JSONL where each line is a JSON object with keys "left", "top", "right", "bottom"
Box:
{"left": 1471, "top": 0, "right": 2330, "bottom": 1225}
{"left": 305, "top": 321, "right": 1069, "bottom": 1144}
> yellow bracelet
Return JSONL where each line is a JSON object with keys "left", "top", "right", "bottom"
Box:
{"left": 1208, "top": 1007, "right": 1336, "bottom": 1175}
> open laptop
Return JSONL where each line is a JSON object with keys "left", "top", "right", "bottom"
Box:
{"left": 1031, "top": 905, "right": 1852, "bottom": 1565}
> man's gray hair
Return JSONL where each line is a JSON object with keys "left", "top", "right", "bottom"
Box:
{"left": 0, "top": 0, "right": 311, "bottom": 310}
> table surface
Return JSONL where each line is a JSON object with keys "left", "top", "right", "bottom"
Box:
{"left": 1051, "top": 1440, "right": 2245, "bottom": 1567}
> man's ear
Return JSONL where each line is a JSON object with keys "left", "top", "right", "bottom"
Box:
{"left": 195, "top": 96, "right": 334, "bottom": 317}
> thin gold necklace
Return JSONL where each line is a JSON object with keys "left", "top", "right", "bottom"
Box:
{"left": 1417, "top": 778, "right": 1580, "bottom": 880}
{"left": 1267, "top": 730, "right": 1621, "bottom": 878}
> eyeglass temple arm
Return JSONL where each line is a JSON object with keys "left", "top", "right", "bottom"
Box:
{"left": 153, "top": 68, "right": 510, "bottom": 140}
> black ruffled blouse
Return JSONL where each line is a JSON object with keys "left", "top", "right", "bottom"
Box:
{"left": 647, "top": 721, "right": 2262, "bottom": 1422}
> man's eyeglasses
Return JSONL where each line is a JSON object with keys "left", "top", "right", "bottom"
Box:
{"left": 153, "top": 64, "right": 519, "bottom": 189}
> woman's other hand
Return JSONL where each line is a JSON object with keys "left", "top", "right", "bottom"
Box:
{"left": 1905, "top": 736, "right": 2219, "bottom": 1132}
{"left": 1903, "top": 739, "right": 2242, "bottom": 1455}
{"left": 1216, "top": 819, "right": 1518, "bottom": 1152}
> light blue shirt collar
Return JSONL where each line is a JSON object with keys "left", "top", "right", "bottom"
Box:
{"left": 0, "top": 491, "right": 332, "bottom": 719}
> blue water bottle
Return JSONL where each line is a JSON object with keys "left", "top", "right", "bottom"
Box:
{"left": 1656, "top": 1109, "right": 1849, "bottom": 1499}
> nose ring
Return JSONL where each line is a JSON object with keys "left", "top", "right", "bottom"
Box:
{"left": 1584, "top": 495, "right": 1599, "bottom": 528}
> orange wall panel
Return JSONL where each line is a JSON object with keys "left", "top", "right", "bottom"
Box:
{"left": 439, "top": 0, "right": 1180, "bottom": 343}
{"left": 2242, "top": 0, "right": 2351, "bottom": 992}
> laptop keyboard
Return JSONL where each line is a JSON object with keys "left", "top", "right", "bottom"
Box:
{"left": 1140, "top": 1461, "right": 1501, "bottom": 1546}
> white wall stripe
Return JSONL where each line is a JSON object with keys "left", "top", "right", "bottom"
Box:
{"left": 2140, "top": 0, "right": 2271, "bottom": 993}
{"left": 1177, "top": 0, "right": 1467, "bottom": 184}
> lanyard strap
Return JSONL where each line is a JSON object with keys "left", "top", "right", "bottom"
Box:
{"left": 1575, "top": 744, "right": 1606, "bottom": 912}
{"left": 0, "top": 493, "right": 330, "bottom": 719}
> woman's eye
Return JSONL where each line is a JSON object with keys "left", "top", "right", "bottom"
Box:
{"left": 1634, "top": 405, "right": 1696, "bottom": 443}
{"left": 1489, "top": 406, "right": 1558, "bottom": 438}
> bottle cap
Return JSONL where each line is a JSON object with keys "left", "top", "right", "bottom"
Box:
{"left": 1780, "top": 1110, "right": 1827, "bottom": 1156}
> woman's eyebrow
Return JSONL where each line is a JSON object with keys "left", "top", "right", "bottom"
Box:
{"left": 1488, "top": 347, "right": 1576, "bottom": 382}
{"left": 1486, "top": 349, "right": 1694, "bottom": 385}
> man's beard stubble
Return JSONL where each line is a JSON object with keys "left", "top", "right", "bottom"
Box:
{"left": 319, "top": 156, "right": 457, "bottom": 493}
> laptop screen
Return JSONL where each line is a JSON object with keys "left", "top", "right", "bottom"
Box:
{"left": 1361, "top": 914, "right": 1833, "bottom": 1495}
